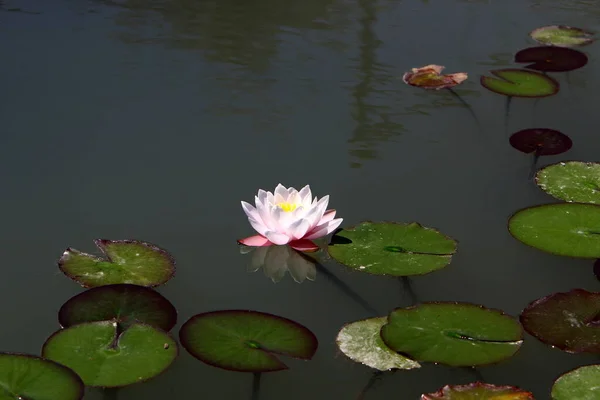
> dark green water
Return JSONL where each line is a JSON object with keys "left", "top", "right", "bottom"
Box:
{"left": 1, "top": 0, "right": 600, "bottom": 398}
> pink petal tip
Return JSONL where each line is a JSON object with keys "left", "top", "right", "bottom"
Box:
{"left": 289, "top": 239, "right": 320, "bottom": 252}
{"left": 237, "top": 235, "right": 273, "bottom": 247}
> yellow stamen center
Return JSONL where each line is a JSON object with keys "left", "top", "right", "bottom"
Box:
{"left": 278, "top": 202, "right": 298, "bottom": 212}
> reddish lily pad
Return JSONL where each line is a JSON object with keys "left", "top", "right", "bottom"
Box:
{"left": 515, "top": 46, "right": 588, "bottom": 72}
{"left": 519, "top": 289, "right": 600, "bottom": 354}
{"left": 531, "top": 25, "right": 595, "bottom": 47}
{"left": 58, "top": 284, "right": 177, "bottom": 332}
{"left": 480, "top": 69, "right": 559, "bottom": 98}
{"left": 59, "top": 239, "right": 176, "bottom": 288}
{"left": 421, "top": 382, "right": 535, "bottom": 399}
{"left": 179, "top": 310, "right": 318, "bottom": 372}
{"left": 403, "top": 64, "right": 468, "bottom": 90}
{"left": 509, "top": 128, "right": 572, "bottom": 156}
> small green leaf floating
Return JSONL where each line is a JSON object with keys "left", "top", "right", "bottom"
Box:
{"left": 59, "top": 239, "right": 175, "bottom": 287}
{"left": 480, "top": 69, "right": 559, "bottom": 97}
{"left": 42, "top": 321, "right": 178, "bottom": 388}
{"left": 380, "top": 302, "right": 523, "bottom": 367}
{"left": 508, "top": 203, "right": 600, "bottom": 258}
{"left": 327, "top": 222, "right": 457, "bottom": 276}
{"left": 530, "top": 25, "right": 594, "bottom": 48}
{"left": 520, "top": 289, "right": 600, "bottom": 354}
{"left": 336, "top": 317, "right": 420, "bottom": 371}
{"left": 179, "top": 310, "right": 318, "bottom": 372}
{"left": 552, "top": 364, "right": 600, "bottom": 400}
{"left": 58, "top": 284, "right": 177, "bottom": 332}
{"left": 422, "top": 382, "right": 535, "bottom": 399}
{"left": 536, "top": 162, "right": 600, "bottom": 204}
{"left": 0, "top": 353, "right": 84, "bottom": 400}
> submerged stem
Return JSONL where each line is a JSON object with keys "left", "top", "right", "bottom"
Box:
{"left": 504, "top": 96, "right": 512, "bottom": 136}
{"left": 251, "top": 373, "right": 261, "bottom": 400}
{"left": 399, "top": 276, "right": 418, "bottom": 306}
{"left": 356, "top": 370, "right": 390, "bottom": 400}
{"left": 103, "top": 388, "right": 119, "bottom": 400}
{"left": 446, "top": 88, "right": 482, "bottom": 133}
{"left": 528, "top": 147, "right": 542, "bottom": 180}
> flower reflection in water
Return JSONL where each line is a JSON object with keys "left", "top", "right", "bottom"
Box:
{"left": 242, "top": 245, "right": 317, "bottom": 283}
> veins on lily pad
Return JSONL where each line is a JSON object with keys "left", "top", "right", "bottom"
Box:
{"left": 530, "top": 25, "right": 595, "bottom": 47}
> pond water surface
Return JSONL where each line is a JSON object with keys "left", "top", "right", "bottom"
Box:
{"left": 1, "top": 0, "right": 600, "bottom": 398}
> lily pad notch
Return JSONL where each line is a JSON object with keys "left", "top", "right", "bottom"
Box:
{"left": 515, "top": 46, "right": 588, "bottom": 72}
{"left": 179, "top": 310, "right": 318, "bottom": 372}
{"left": 327, "top": 221, "right": 458, "bottom": 277}
{"left": 58, "top": 239, "right": 176, "bottom": 287}
{"left": 42, "top": 321, "right": 178, "bottom": 388}
{"left": 380, "top": 302, "right": 523, "bottom": 367}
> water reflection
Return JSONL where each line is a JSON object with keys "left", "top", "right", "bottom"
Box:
{"left": 243, "top": 245, "right": 316, "bottom": 283}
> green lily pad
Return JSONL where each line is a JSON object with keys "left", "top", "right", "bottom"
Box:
{"left": 58, "top": 284, "right": 177, "bottom": 332}
{"left": 536, "top": 162, "right": 600, "bottom": 204}
{"left": 42, "top": 321, "right": 178, "bottom": 388}
{"left": 59, "top": 239, "right": 176, "bottom": 287}
{"left": 508, "top": 203, "right": 600, "bottom": 258}
{"left": 519, "top": 289, "right": 600, "bottom": 354}
{"left": 179, "top": 310, "right": 318, "bottom": 372}
{"left": 0, "top": 353, "right": 84, "bottom": 400}
{"left": 336, "top": 317, "right": 420, "bottom": 371}
{"left": 422, "top": 382, "right": 535, "bottom": 399}
{"left": 327, "top": 222, "right": 457, "bottom": 276}
{"left": 480, "top": 69, "right": 559, "bottom": 97}
{"left": 380, "top": 302, "right": 523, "bottom": 367}
{"left": 552, "top": 364, "right": 600, "bottom": 400}
{"left": 531, "top": 25, "right": 594, "bottom": 47}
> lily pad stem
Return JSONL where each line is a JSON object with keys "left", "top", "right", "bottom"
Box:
{"left": 528, "top": 146, "right": 542, "bottom": 180}
{"left": 251, "top": 373, "right": 261, "bottom": 400}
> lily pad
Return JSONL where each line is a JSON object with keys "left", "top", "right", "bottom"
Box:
{"left": 327, "top": 221, "right": 457, "bottom": 276}
{"left": 552, "top": 364, "right": 600, "bottom": 400}
{"left": 336, "top": 317, "right": 420, "bottom": 371}
{"left": 519, "top": 289, "right": 600, "bottom": 354}
{"left": 480, "top": 69, "right": 559, "bottom": 97}
{"left": 58, "top": 284, "right": 177, "bottom": 332}
{"left": 531, "top": 25, "right": 595, "bottom": 47}
{"left": 509, "top": 129, "right": 572, "bottom": 156}
{"left": 179, "top": 310, "right": 318, "bottom": 372}
{"left": 515, "top": 46, "right": 588, "bottom": 72}
{"left": 536, "top": 162, "right": 600, "bottom": 204}
{"left": 508, "top": 203, "right": 600, "bottom": 258}
{"left": 59, "top": 239, "right": 176, "bottom": 287}
{"left": 380, "top": 302, "right": 523, "bottom": 367}
{"left": 42, "top": 321, "right": 178, "bottom": 387}
{"left": 422, "top": 382, "right": 535, "bottom": 399}
{"left": 0, "top": 353, "right": 84, "bottom": 400}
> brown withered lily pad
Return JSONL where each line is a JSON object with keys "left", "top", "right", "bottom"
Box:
{"left": 509, "top": 128, "right": 572, "bottom": 156}
{"left": 403, "top": 64, "right": 468, "bottom": 90}
{"left": 515, "top": 46, "right": 588, "bottom": 72}
{"left": 519, "top": 289, "right": 600, "bottom": 354}
{"left": 421, "top": 382, "right": 535, "bottom": 399}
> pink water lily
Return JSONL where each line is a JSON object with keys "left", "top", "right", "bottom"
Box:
{"left": 238, "top": 184, "right": 343, "bottom": 252}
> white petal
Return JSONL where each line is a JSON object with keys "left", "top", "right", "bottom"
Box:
{"left": 265, "top": 231, "right": 291, "bottom": 245}
{"left": 317, "top": 209, "right": 336, "bottom": 224}
{"left": 241, "top": 201, "right": 261, "bottom": 222}
{"left": 256, "top": 200, "right": 277, "bottom": 231}
{"left": 299, "top": 185, "right": 311, "bottom": 205}
{"left": 248, "top": 217, "right": 269, "bottom": 236}
{"left": 257, "top": 189, "right": 269, "bottom": 205}
{"left": 304, "top": 218, "right": 343, "bottom": 239}
{"left": 289, "top": 219, "right": 310, "bottom": 240}
{"left": 274, "top": 184, "right": 288, "bottom": 203}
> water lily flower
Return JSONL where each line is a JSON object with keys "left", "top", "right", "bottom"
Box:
{"left": 238, "top": 184, "right": 343, "bottom": 252}
{"left": 402, "top": 64, "right": 468, "bottom": 90}
{"left": 245, "top": 245, "right": 316, "bottom": 283}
